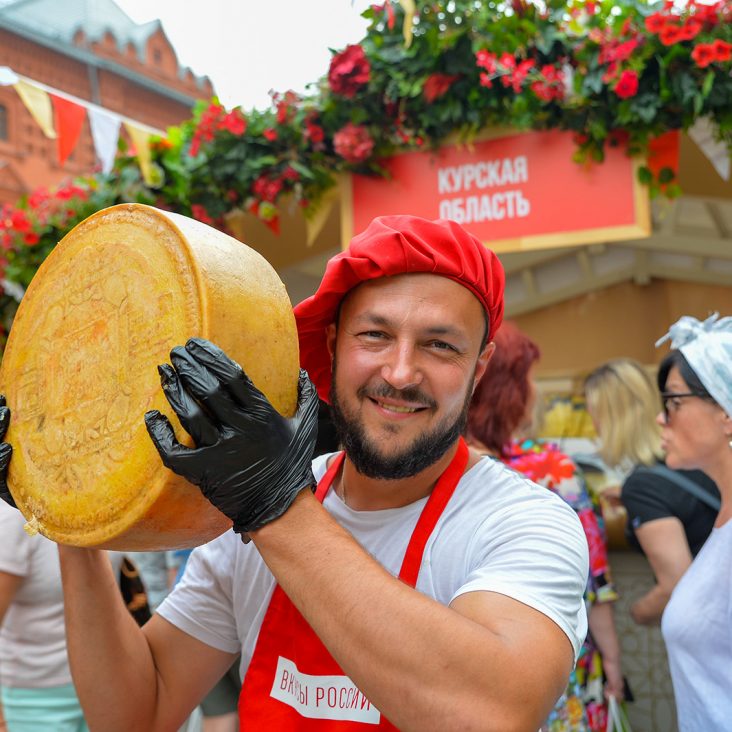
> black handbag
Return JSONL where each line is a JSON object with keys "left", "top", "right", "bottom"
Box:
{"left": 119, "top": 555, "right": 152, "bottom": 626}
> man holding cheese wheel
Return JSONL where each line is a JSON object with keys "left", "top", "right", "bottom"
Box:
{"left": 0, "top": 215, "right": 588, "bottom": 731}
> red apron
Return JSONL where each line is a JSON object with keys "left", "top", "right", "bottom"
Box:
{"left": 238, "top": 438, "right": 469, "bottom": 729}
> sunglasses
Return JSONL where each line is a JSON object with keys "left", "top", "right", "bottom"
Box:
{"left": 660, "top": 391, "right": 713, "bottom": 421}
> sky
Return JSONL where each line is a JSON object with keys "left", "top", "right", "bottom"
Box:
{"left": 114, "top": 0, "right": 373, "bottom": 111}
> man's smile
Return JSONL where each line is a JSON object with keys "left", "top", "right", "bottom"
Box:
{"left": 368, "top": 396, "right": 429, "bottom": 415}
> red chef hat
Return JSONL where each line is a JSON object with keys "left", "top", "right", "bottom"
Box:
{"left": 294, "top": 214, "right": 505, "bottom": 402}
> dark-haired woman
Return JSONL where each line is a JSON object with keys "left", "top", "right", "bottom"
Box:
{"left": 654, "top": 314, "right": 732, "bottom": 731}
{"left": 467, "top": 322, "right": 623, "bottom": 732}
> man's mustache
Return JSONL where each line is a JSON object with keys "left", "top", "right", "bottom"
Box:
{"left": 357, "top": 382, "right": 436, "bottom": 410}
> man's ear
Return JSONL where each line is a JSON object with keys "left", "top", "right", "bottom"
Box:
{"left": 472, "top": 341, "right": 496, "bottom": 394}
{"left": 326, "top": 322, "right": 337, "bottom": 361}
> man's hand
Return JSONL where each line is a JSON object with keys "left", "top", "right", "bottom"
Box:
{"left": 0, "top": 396, "right": 15, "bottom": 509}
{"left": 144, "top": 338, "right": 319, "bottom": 536}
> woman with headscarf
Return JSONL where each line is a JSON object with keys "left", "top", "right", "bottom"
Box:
{"left": 653, "top": 313, "right": 732, "bottom": 731}
{"left": 583, "top": 358, "right": 719, "bottom": 625}
{"left": 467, "top": 322, "right": 623, "bottom": 732}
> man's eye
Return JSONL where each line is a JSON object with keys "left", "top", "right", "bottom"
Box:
{"left": 429, "top": 340, "right": 457, "bottom": 352}
{"left": 360, "top": 331, "right": 386, "bottom": 339}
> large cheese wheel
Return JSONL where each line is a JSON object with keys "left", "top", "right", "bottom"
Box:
{"left": 0, "top": 203, "right": 300, "bottom": 550}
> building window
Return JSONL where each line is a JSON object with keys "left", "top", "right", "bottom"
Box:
{"left": 0, "top": 104, "right": 8, "bottom": 140}
{"left": 153, "top": 48, "right": 162, "bottom": 64}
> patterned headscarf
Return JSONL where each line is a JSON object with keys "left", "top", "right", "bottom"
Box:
{"left": 656, "top": 312, "right": 732, "bottom": 416}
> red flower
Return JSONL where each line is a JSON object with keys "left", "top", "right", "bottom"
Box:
{"left": 371, "top": 2, "right": 395, "bottom": 30}
{"left": 499, "top": 53, "right": 516, "bottom": 70}
{"left": 10, "top": 210, "right": 31, "bottom": 233}
{"left": 304, "top": 115, "right": 325, "bottom": 145}
{"left": 423, "top": 73, "right": 459, "bottom": 103}
{"left": 613, "top": 69, "right": 639, "bottom": 98}
{"left": 190, "top": 204, "right": 213, "bottom": 225}
{"left": 659, "top": 22, "right": 682, "bottom": 46}
{"left": 530, "top": 64, "right": 565, "bottom": 102}
{"left": 678, "top": 17, "right": 703, "bottom": 41}
{"left": 252, "top": 175, "right": 284, "bottom": 203}
{"left": 328, "top": 44, "right": 370, "bottom": 98}
{"left": 599, "top": 38, "right": 639, "bottom": 65}
{"left": 191, "top": 204, "right": 213, "bottom": 225}
{"left": 475, "top": 50, "right": 498, "bottom": 74}
{"left": 263, "top": 128, "right": 278, "bottom": 142}
{"left": 479, "top": 72, "right": 494, "bottom": 88}
{"left": 221, "top": 110, "right": 247, "bottom": 136}
{"left": 607, "top": 129, "right": 630, "bottom": 147}
{"left": 28, "top": 188, "right": 50, "bottom": 208}
{"left": 713, "top": 38, "right": 732, "bottom": 62}
{"left": 692, "top": 42, "right": 717, "bottom": 67}
{"left": 695, "top": 1, "right": 722, "bottom": 25}
{"left": 274, "top": 90, "right": 298, "bottom": 125}
{"left": 503, "top": 59, "right": 534, "bottom": 93}
{"left": 23, "top": 232, "right": 40, "bottom": 246}
{"left": 333, "top": 123, "right": 374, "bottom": 164}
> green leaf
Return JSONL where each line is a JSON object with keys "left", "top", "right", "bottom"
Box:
{"left": 702, "top": 70, "right": 715, "bottom": 98}
{"left": 658, "top": 167, "right": 675, "bottom": 184}
{"left": 637, "top": 166, "right": 653, "bottom": 185}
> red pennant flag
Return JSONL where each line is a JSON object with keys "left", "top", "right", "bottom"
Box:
{"left": 51, "top": 95, "right": 86, "bottom": 166}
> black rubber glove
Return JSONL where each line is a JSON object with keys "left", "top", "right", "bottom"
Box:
{"left": 0, "top": 395, "right": 15, "bottom": 509}
{"left": 144, "top": 337, "right": 318, "bottom": 536}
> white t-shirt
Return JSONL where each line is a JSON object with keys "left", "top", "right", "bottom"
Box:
{"left": 662, "top": 520, "right": 732, "bottom": 731}
{"left": 0, "top": 501, "right": 70, "bottom": 688}
{"left": 159, "top": 454, "right": 589, "bottom": 682}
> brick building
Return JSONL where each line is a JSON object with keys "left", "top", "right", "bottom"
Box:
{"left": 0, "top": 0, "right": 213, "bottom": 205}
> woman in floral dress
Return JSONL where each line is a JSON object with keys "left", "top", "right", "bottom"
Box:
{"left": 467, "top": 322, "right": 623, "bottom": 732}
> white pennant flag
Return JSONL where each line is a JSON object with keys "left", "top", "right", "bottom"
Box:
{"left": 0, "top": 66, "right": 19, "bottom": 86}
{"left": 88, "top": 107, "right": 121, "bottom": 173}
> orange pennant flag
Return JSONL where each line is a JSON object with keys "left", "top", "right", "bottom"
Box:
{"left": 51, "top": 95, "right": 86, "bottom": 166}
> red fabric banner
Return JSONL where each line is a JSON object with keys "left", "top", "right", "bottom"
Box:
{"left": 51, "top": 95, "right": 87, "bottom": 166}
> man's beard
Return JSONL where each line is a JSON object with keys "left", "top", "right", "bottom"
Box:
{"left": 329, "top": 363, "right": 473, "bottom": 480}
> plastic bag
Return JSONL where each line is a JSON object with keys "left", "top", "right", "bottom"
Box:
{"left": 605, "top": 695, "right": 633, "bottom": 732}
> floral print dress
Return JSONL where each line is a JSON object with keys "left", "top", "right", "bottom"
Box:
{"left": 502, "top": 440, "right": 618, "bottom": 732}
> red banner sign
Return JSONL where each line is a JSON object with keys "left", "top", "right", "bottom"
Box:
{"left": 341, "top": 130, "right": 650, "bottom": 253}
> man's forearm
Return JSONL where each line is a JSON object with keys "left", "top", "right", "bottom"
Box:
{"left": 58, "top": 546, "right": 160, "bottom": 731}
{"left": 251, "top": 491, "right": 568, "bottom": 732}
{"left": 630, "top": 584, "right": 670, "bottom": 625}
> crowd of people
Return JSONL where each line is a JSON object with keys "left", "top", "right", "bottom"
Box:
{"left": 0, "top": 214, "right": 729, "bottom": 732}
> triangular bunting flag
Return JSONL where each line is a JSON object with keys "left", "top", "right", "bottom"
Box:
{"left": 124, "top": 122, "right": 154, "bottom": 186}
{"left": 399, "top": 0, "right": 416, "bottom": 47}
{"left": 89, "top": 107, "right": 121, "bottom": 173}
{"left": 0, "top": 67, "right": 19, "bottom": 86}
{"left": 51, "top": 95, "right": 87, "bottom": 166}
{"left": 14, "top": 79, "right": 56, "bottom": 138}
{"left": 305, "top": 185, "right": 339, "bottom": 247}
{"left": 688, "top": 117, "right": 730, "bottom": 182}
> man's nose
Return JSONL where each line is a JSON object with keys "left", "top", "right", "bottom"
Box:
{"left": 381, "top": 343, "right": 423, "bottom": 391}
